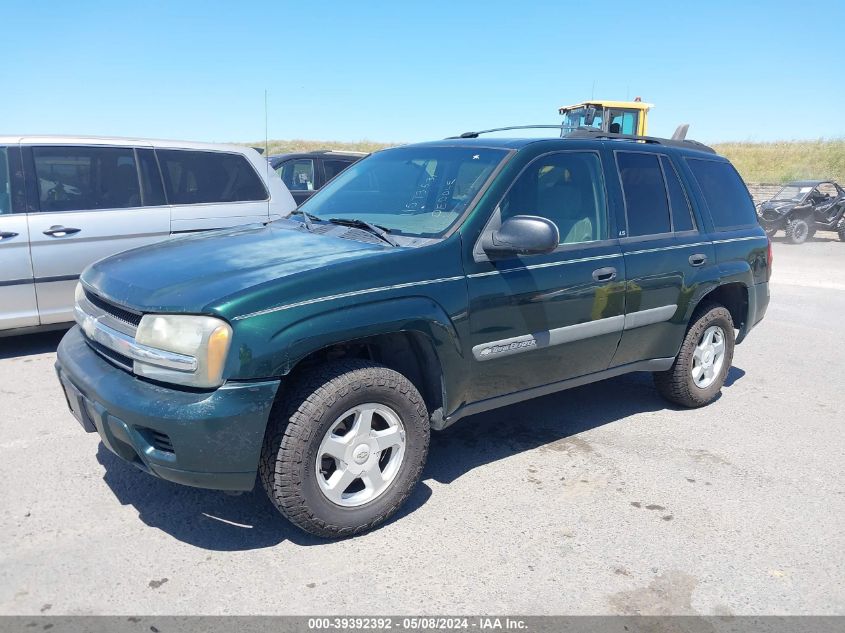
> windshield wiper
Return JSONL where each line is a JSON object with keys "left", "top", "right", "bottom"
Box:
{"left": 290, "top": 209, "right": 318, "bottom": 232}
{"left": 327, "top": 218, "right": 399, "bottom": 247}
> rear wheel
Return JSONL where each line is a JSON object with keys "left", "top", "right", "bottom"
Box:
{"left": 837, "top": 218, "right": 845, "bottom": 242}
{"left": 259, "top": 359, "right": 430, "bottom": 538}
{"left": 654, "top": 303, "right": 735, "bottom": 408}
{"left": 784, "top": 217, "right": 810, "bottom": 244}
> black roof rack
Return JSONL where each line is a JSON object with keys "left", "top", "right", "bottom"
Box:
{"left": 449, "top": 125, "right": 715, "bottom": 154}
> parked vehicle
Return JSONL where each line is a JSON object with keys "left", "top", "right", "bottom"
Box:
{"left": 0, "top": 137, "right": 295, "bottom": 336}
{"left": 269, "top": 150, "right": 366, "bottom": 205}
{"left": 56, "top": 129, "right": 770, "bottom": 538}
{"left": 756, "top": 180, "right": 845, "bottom": 244}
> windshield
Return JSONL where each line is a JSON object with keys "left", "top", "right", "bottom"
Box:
{"left": 561, "top": 107, "right": 603, "bottom": 135}
{"left": 774, "top": 185, "right": 812, "bottom": 201}
{"left": 299, "top": 146, "right": 508, "bottom": 237}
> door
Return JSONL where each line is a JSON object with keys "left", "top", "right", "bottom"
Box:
{"left": 24, "top": 145, "right": 171, "bottom": 324}
{"left": 465, "top": 150, "right": 626, "bottom": 403}
{"left": 158, "top": 149, "right": 272, "bottom": 233}
{"left": 0, "top": 145, "right": 39, "bottom": 330}
{"left": 274, "top": 157, "right": 316, "bottom": 206}
{"left": 610, "top": 151, "right": 715, "bottom": 366}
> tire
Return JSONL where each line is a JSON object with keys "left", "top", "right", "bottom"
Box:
{"left": 654, "top": 303, "right": 735, "bottom": 408}
{"left": 784, "top": 217, "right": 810, "bottom": 244}
{"left": 837, "top": 218, "right": 845, "bottom": 242}
{"left": 259, "top": 359, "right": 430, "bottom": 538}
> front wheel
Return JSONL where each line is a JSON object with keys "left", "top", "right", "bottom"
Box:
{"left": 654, "top": 303, "right": 735, "bottom": 408}
{"left": 837, "top": 218, "right": 845, "bottom": 242}
{"left": 784, "top": 217, "right": 810, "bottom": 244}
{"left": 260, "top": 360, "right": 430, "bottom": 538}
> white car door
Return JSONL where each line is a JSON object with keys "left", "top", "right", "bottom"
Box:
{"left": 157, "top": 148, "right": 277, "bottom": 233}
{"left": 24, "top": 144, "right": 170, "bottom": 324}
{"left": 0, "top": 144, "right": 39, "bottom": 331}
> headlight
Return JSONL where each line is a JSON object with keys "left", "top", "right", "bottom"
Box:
{"left": 134, "top": 314, "right": 232, "bottom": 388}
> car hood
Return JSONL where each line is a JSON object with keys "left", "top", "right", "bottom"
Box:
{"left": 82, "top": 222, "right": 389, "bottom": 313}
{"left": 760, "top": 200, "right": 799, "bottom": 212}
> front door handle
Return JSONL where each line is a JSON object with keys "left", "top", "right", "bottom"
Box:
{"left": 43, "top": 225, "right": 81, "bottom": 237}
{"left": 0, "top": 231, "right": 19, "bottom": 239}
{"left": 592, "top": 266, "right": 617, "bottom": 282}
{"left": 689, "top": 253, "right": 708, "bottom": 267}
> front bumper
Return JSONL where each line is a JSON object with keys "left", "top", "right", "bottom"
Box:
{"left": 56, "top": 326, "right": 280, "bottom": 491}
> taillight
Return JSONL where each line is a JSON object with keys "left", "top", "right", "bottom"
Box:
{"left": 767, "top": 237, "right": 773, "bottom": 281}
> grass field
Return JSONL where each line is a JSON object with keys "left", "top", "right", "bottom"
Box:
{"left": 251, "top": 138, "right": 845, "bottom": 184}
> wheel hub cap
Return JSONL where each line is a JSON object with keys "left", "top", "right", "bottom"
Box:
{"left": 691, "top": 325, "right": 726, "bottom": 389}
{"left": 315, "top": 403, "right": 407, "bottom": 507}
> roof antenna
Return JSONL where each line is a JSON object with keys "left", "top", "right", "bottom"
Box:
{"left": 591, "top": 80, "right": 595, "bottom": 100}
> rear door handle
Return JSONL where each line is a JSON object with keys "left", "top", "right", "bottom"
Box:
{"left": 0, "top": 231, "right": 19, "bottom": 239}
{"left": 689, "top": 253, "right": 708, "bottom": 267}
{"left": 592, "top": 266, "right": 617, "bottom": 282}
{"left": 43, "top": 225, "right": 81, "bottom": 237}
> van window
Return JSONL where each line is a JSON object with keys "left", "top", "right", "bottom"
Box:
{"left": 33, "top": 146, "right": 141, "bottom": 212}
{"left": 617, "top": 152, "right": 671, "bottom": 237}
{"left": 0, "top": 148, "right": 10, "bottom": 214}
{"left": 277, "top": 159, "right": 315, "bottom": 191}
{"left": 686, "top": 158, "right": 756, "bottom": 230}
{"left": 157, "top": 150, "right": 268, "bottom": 205}
{"left": 660, "top": 156, "right": 695, "bottom": 232}
{"left": 137, "top": 148, "right": 166, "bottom": 206}
{"left": 323, "top": 158, "right": 355, "bottom": 182}
{"left": 500, "top": 151, "right": 607, "bottom": 244}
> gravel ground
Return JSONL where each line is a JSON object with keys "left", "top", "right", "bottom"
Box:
{"left": 1, "top": 235, "right": 843, "bottom": 616}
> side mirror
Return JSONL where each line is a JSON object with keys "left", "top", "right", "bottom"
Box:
{"left": 481, "top": 215, "right": 559, "bottom": 260}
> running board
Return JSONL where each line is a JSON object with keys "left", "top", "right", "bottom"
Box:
{"left": 434, "top": 357, "right": 675, "bottom": 430}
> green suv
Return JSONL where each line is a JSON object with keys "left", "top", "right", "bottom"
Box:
{"left": 55, "top": 131, "right": 771, "bottom": 538}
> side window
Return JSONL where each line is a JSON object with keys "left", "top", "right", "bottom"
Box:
{"left": 686, "top": 158, "right": 756, "bottom": 230}
{"left": 157, "top": 150, "right": 268, "bottom": 205}
{"left": 277, "top": 159, "right": 315, "bottom": 191}
{"left": 0, "top": 147, "right": 10, "bottom": 214}
{"left": 608, "top": 110, "right": 637, "bottom": 135}
{"left": 136, "top": 148, "right": 166, "bottom": 206}
{"left": 617, "top": 152, "right": 671, "bottom": 237}
{"left": 32, "top": 146, "right": 141, "bottom": 212}
{"left": 500, "top": 151, "right": 607, "bottom": 245}
{"left": 660, "top": 156, "right": 696, "bottom": 232}
{"left": 323, "top": 159, "right": 355, "bottom": 182}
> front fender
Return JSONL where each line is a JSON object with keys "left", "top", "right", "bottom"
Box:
{"left": 229, "top": 296, "right": 469, "bottom": 404}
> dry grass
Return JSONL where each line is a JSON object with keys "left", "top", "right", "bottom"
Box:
{"left": 248, "top": 138, "right": 845, "bottom": 184}
{"left": 246, "top": 139, "right": 396, "bottom": 156}
{"left": 712, "top": 139, "right": 845, "bottom": 184}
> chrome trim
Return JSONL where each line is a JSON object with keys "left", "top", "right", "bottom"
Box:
{"left": 232, "top": 275, "right": 465, "bottom": 320}
{"left": 472, "top": 304, "right": 677, "bottom": 361}
{"left": 74, "top": 304, "right": 197, "bottom": 372}
{"left": 467, "top": 253, "right": 621, "bottom": 279}
{"left": 625, "top": 242, "right": 710, "bottom": 256}
{"left": 623, "top": 304, "right": 678, "bottom": 329}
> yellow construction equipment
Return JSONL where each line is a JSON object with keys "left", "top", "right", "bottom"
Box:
{"left": 558, "top": 98, "right": 654, "bottom": 136}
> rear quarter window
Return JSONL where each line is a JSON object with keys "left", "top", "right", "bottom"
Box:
{"left": 686, "top": 158, "right": 756, "bottom": 230}
{"left": 157, "top": 149, "right": 268, "bottom": 205}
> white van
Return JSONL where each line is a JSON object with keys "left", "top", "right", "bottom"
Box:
{"left": 0, "top": 136, "right": 296, "bottom": 335}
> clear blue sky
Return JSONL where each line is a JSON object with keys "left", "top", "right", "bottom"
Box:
{"left": 3, "top": 0, "right": 843, "bottom": 144}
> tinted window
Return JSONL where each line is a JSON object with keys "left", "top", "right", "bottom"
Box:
{"left": 33, "top": 146, "right": 140, "bottom": 212}
{"left": 276, "top": 158, "right": 315, "bottom": 191}
{"left": 137, "top": 148, "right": 166, "bottom": 206}
{"left": 617, "top": 152, "right": 671, "bottom": 237}
{"left": 661, "top": 156, "right": 695, "bottom": 232}
{"left": 157, "top": 150, "right": 267, "bottom": 204}
{"left": 0, "top": 148, "right": 10, "bottom": 214}
{"left": 323, "top": 158, "right": 355, "bottom": 181}
{"left": 686, "top": 159, "right": 756, "bottom": 230}
{"left": 501, "top": 151, "right": 607, "bottom": 244}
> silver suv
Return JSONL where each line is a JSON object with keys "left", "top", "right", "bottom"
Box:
{"left": 0, "top": 136, "right": 295, "bottom": 336}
